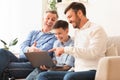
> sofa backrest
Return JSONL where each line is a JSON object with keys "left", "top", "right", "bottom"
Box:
{"left": 107, "top": 36, "right": 120, "bottom": 56}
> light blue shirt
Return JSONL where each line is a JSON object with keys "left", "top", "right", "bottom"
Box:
{"left": 53, "top": 36, "right": 75, "bottom": 67}
{"left": 20, "top": 30, "right": 57, "bottom": 58}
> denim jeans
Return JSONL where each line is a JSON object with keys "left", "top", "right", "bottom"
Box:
{"left": 0, "top": 49, "right": 34, "bottom": 79}
{"left": 0, "top": 49, "right": 10, "bottom": 79}
{"left": 36, "top": 70, "right": 96, "bottom": 80}
{"left": 26, "top": 68, "right": 41, "bottom": 80}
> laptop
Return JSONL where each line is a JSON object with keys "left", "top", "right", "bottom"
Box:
{"left": 25, "top": 51, "right": 56, "bottom": 68}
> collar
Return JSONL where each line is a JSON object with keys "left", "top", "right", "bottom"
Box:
{"left": 80, "top": 21, "right": 91, "bottom": 30}
{"left": 60, "top": 36, "right": 73, "bottom": 46}
{"left": 40, "top": 29, "right": 53, "bottom": 34}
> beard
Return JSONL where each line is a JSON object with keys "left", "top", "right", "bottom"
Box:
{"left": 73, "top": 17, "right": 81, "bottom": 29}
{"left": 73, "top": 25, "right": 78, "bottom": 29}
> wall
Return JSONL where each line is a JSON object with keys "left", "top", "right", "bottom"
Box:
{"left": 0, "top": 0, "right": 120, "bottom": 52}
{"left": 57, "top": 0, "right": 120, "bottom": 36}
{"left": 87, "top": 0, "right": 120, "bottom": 36}
{"left": 0, "top": 0, "right": 43, "bottom": 52}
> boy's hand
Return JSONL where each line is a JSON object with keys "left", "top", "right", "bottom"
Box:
{"left": 40, "top": 65, "right": 49, "bottom": 70}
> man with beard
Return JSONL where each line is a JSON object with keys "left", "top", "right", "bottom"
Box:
{"left": 36, "top": 2, "right": 108, "bottom": 80}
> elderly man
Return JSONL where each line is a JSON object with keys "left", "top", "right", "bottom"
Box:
{"left": 0, "top": 10, "right": 58, "bottom": 80}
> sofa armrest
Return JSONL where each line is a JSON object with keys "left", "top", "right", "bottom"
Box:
{"left": 95, "top": 56, "right": 120, "bottom": 80}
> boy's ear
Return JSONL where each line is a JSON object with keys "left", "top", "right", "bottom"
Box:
{"left": 66, "top": 28, "right": 69, "bottom": 34}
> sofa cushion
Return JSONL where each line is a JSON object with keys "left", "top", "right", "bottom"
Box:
{"left": 105, "top": 36, "right": 120, "bottom": 56}
{"left": 105, "top": 43, "right": 118, "bottom": 56}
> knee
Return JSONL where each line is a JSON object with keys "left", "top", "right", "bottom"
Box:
{"left": 0, "top": 49, "right": 10, "bottom": 74}
{"left": 36, "top": 72, "right": 48, "bottom": 80}
{"left": 0, "top": 49, "right": 6, "bottom": 54}
{"left": 0, "top": 49, "right": 10, "bottom": 55}
{"left": 0, "top": 49, "right": 7, "bottom": 57}
{"left": 64, "top": 73, "right": 74, "bottom": 80}
{"left": 0, "top": 49, "right": 10, "bottom": 62}
{"left": 38, "top": 72, "right": 48, "bottom": 77}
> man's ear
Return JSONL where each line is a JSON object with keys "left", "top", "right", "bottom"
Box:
{"left": 77, "top": 10, "right": 82, "bottom": 17}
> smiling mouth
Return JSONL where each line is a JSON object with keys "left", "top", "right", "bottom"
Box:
{"left": 47, "top": 24, "right": 51, "bottom": 26}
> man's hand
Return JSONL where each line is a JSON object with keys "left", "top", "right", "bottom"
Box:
{"left": 27, "top": 41, "right": 40, "bottom": 52}
{"left": 40, "top": 65, "right": 49, "bottom": 70}
{"left": 49, "top": 47, "right": 64, "bottom": 56}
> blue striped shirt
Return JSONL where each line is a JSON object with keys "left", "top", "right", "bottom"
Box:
{"left": 20, "top": 30, "right": 57, "bottom": 58}
{"left": 53, "top": 37, "right": 75, "bottom": 67}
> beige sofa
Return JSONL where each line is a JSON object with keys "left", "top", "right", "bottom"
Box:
{"left": 95, "top": 36, "right": 120, "bottom": 80}
{"left": 10, "top": 36, "right": 120, "bottom": 80}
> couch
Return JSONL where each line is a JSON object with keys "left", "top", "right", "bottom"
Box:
{"left": 95, "top": 36, "right": 120, "bottom": 80}
{"left": 6, "top": 36, "right": 120, "bottom": 80}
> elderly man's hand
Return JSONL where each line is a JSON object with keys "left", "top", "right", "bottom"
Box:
{"left": 49, "top": 47, "right": 64, "bottom": 56}
{"left": 27, "top": 41, "right": 41, "bottom": 52}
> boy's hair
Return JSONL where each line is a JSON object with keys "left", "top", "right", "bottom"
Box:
{"left": 53, "top": 20, "right": 68, "bottom": 30}
{"left": 46, "top": 10, "right": 59, "bottom": 18}
{"left": 64, "top": 2, "right": 86, "bottom": 16}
